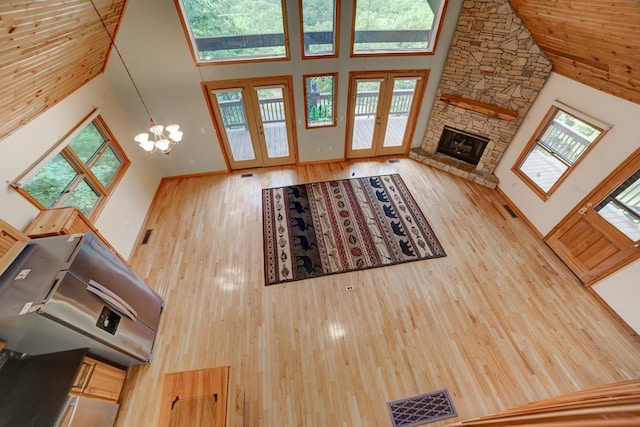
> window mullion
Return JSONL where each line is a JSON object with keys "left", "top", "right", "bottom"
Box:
{"left": 86, "top": 142, "right": 109, "bottom": 169}
{"left": 55, "top": 174, "right": 83, "bottom": 206}
{"left": 534, "top": 141, "right": 572, "bottom": 167}
{"left": 83, "top": 169, "right": 107, "bottom": 196}
{"left": 62, "top": 147, "right": 86, "bottom": 173}
{"left": 61, "top": 148, "right": 107, "bottom": 196}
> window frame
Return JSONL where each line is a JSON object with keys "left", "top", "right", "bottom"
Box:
{"left": 299, "top": 0, "right": 340, "bottom": 59}
{"left": 303, "top": 73, "right": 338, "bottom": 129}
{"left": 350, "top": 0, "right": 448, "bottom": 57}
{"left": 174, "top": 0, "right": 291, "bottom": 65}
{"left": 512, "top": 105, "right": 607, "bottom": 200}
{"left": 14, "top": 113, "right": 130, "bottom": 221}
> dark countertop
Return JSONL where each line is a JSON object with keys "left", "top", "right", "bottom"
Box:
{"left": 0, "top": 348, "right": 87, "bottom": 427}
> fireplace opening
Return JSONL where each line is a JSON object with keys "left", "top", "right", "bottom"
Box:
{"left": 436, "top": 126, "right": 490, "bottom": 166}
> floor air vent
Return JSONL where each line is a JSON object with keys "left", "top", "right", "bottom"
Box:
{"left": 241, "top": 173, "right": 253, "bottom": 178}
{"left": 388, "top": 159, "right": 400, "bottom": 163}
{"left": 142, "top": 229, "right": 153, "bottom": 245}
{"left": 503, "top": 204, "right": 518, "bottom": 218}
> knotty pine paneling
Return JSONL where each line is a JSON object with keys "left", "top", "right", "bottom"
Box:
{"left": 509, "top": 0, "right": 640, "bottom": 105}
{"left": 0, "top": 0, "right": 126, "bottom": 140}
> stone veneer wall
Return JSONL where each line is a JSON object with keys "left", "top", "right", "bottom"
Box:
{"left": 411, "top": 0, "right": 552, "bottom": 188}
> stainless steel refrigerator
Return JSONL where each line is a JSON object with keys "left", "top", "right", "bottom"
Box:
{"left": 0, "top": 232, "right": 164, "bottom": 367}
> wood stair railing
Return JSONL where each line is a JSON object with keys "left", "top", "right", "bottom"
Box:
{"left": 447, "top": 379, "right": 640, "bottom": 426}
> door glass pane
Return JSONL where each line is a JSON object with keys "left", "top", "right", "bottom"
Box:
{"left": 23, "top": 154, "right": 78, "bottom": 208}
{"left": 383, "top": 79, "right": 417, "bottom": 147}
{"left": 215, "top": 90, "right": 256, "bottom": 161}
{"left": 68, "top": 122, "right": 105, "bottom": 164}
{"left": 62, "top": 179, "right": 100, "bottom": 216}
{"left": 352, "top": 80, "right": 381, "bottom": 150}
{"left": 91, "top": 147, "right": 122, "bottom": 188}
{"left": 255, "top": 87, "right": 289, "bottom": 158}
{"left": 595, "top": 169, "right": 640, "bottom": 240}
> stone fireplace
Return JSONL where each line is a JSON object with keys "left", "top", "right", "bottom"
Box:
{"left": 410, "top": 0, "right": 553, "bottom": 188}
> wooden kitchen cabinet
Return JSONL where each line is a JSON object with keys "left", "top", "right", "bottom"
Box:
{"left": 23, "top": 207, "right": 128, "bottom": 263}
{"left": 0, "top": 218, "right": 29, "bottom": 276}
{"left": 23, "top": 207, "right": 92, "bottom": 237}
{"left": 70, "top": 357, "right": 126, "bottom": 402}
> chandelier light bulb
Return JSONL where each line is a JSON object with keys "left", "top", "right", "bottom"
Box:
{"left": 169, "top": 131, "right": 183, "bottom": 142}
{"left": 134, "top": 133, "right": 149, "bottom": 144}
{"left": 165, "top": 124, "right": 180, "bottom": 134}
{"left": 140, "top": 139, "right": 155, "bottom": 152}
{"left": 155, "top": 139, "right": 171, "bottom": 152}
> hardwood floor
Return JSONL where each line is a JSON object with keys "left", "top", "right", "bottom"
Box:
{"left": 116, "top": 158, "right": 640, "bottom": 427}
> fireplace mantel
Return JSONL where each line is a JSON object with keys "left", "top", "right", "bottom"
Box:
{"left": 439, "top": 93, "right": 518, "bottom": 121}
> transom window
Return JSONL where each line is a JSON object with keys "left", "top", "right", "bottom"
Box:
{"left": 351, "top": 0, "right": 446, "bottom": 55}
{"left": 14, "top": 113, "right": 129, "bottom": 218}
{"left": 513, "top": 106, "right": 607, "bottom": 200}
{"left": 175, "top": 0, "right": 289, "bottom": 63}
{"left": 300, "top": 0, "right": 339, "bottom": 58}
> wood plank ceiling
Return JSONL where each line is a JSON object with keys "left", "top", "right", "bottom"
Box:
{"left": 0, "top": 0, "right": 126, "bottom": 141}
{"left": 509, "top": 0, "right": 640, "bottom": 105}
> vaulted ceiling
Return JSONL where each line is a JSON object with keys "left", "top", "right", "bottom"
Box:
{"left": 1, "top": 0, "right": 639, "bottom": 142}
{"left": 0, "top": 0, "right": 125, "bottom": 141}
{"left": 509, "top": 0, "right": 640, "bottom": 105}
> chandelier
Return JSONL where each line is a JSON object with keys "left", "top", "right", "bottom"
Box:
{"left": 90, "top": 0, "right": 183, "bottom": 155}
{"left": 134, "top": 121, "right": 183, "bottom": 153}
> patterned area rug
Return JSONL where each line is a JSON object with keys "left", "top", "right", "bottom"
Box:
{"left": 262, "top": 174, "right": 446, "bottom": 285}
{"left": 388, "top": 389, "right": 457, "bottom": 427}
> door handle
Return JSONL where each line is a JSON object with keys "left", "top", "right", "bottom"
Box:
{"left": 578, "top": 202, "right": 593, "bottom": 215}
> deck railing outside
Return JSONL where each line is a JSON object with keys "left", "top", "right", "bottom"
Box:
{"left": 196, "top": 30, "right": 431, "bottom": 56}
{"left": 219, "top": 90, "right": 415, "bottom": 130}
{"left": 541, "top": 120, "right": 592, "bottom": 165}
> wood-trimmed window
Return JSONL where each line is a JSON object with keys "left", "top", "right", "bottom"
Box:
{"left": 299, "top": 0, "right": 339, "bottom": 59}
{"left": 512, "top": 105, "right": 608, "bottom": 200}
{"left": 174, "top": 0, "right": 290, "bottom": 64}
{"left": 12, "top": 112, "right": 130, "bottom": 220}
{"left": 303, "top": 73, "right": 337, "bottom": 128}
{"left": 350, "top": 0, "right": 447, "bottom": 57}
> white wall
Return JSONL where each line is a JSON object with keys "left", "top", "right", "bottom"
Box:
{"left": 495, "top": 72, "right": 640, "bottom": 333}
{"left": 0, "top": 75, "right": 162, "bottom": 258}
{"left": 105, "top": 0, "right": 463, "bottom": 176}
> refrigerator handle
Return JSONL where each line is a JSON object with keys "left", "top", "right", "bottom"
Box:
{"left": 54, "top": 395, "right": 78, "bottom": 427}
{"left": 87, "top": 279, "right": 138, "bottom": 321}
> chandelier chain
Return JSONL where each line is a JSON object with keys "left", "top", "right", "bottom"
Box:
{"left": 89, "top": 0, "right": 154, "bottom": 123}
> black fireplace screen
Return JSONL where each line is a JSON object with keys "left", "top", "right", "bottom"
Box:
{"left": 436, "top": 126, "right": 490, "bottom": 166}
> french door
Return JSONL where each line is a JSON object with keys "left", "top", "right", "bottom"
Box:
{"left": 546, "top": 148, "right": 640, "bottom": 285}
{"left": 205, "top": 76, "right": 297, "bottom": 170}
{"left": 346, "top": 70, "right": 429, "bottom": 158}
